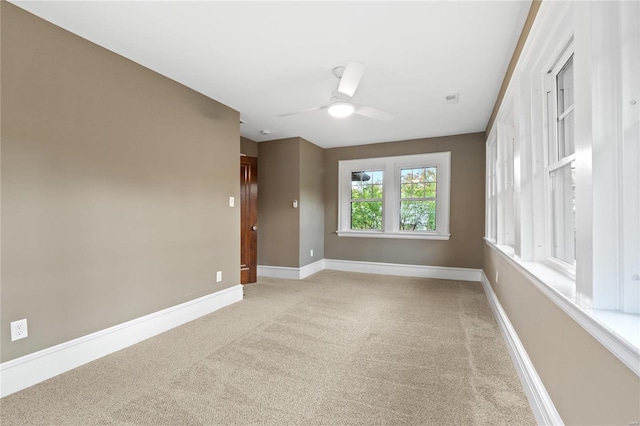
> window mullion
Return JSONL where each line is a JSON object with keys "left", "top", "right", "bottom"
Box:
{"left": 558, "top": 104, "right": 575, "bottom": 121}
{"left": 384, "top": 162, "right": 397, "bottom": 233}
{"left": 547, "top": 153, "right": 576, "bottom": 172}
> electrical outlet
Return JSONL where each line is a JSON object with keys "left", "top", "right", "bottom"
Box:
{"left": 310, "top": 249, "right": 314, "bottom": 257}
{"left": 216, "top": 271, "right": 222, "bottom": 282}
{"left": 11, "top": 319, "right": 28, "bottom": 342}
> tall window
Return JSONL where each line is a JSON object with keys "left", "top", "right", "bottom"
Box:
{"left": 546, "top": 47, "right": 576, "bottom": 271}
{"left": 486, "top": 139, "right": 498, "bottom": 242}
{"left": 399, "top": 167, "right": 437, "bottom": 231}
{"left": 338, "top": 152, "right": 451, "bottom": 239}
{"left": 350, "top": 170, "right": 383, "bottom": 230}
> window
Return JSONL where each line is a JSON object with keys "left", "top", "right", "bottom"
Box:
{"left": 497, "top": 120, "right": 516, "bottom": 248}
{"left": 486, "top": 105, "right": 515, "bottom": 251}
{"left": 484, "top": 0, "right": 640, "bottom": 371}
{"left": 350, "top": 170, "right": 383, "bottom": 230}
{"left": 545, "top": 46, "right": 576, "bottom": 272}
{"left": 486, "top": 138, "right": 498, "bottom": 242}
{"left": 399, "top": 166, "right": 437, "bottom": 231}
{"left": 338, "top": 152, "right": 451, "bottom": 240}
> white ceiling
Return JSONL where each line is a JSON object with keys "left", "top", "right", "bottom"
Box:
{"left": 11, "top": 1, "right": 531, "bottom": 149}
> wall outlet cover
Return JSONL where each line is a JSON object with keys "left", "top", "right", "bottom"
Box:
{"left": 11, "top": 319, "right": 28, "bottom": 341}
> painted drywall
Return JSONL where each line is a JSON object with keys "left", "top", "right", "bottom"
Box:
{"left": 1, "top": 3, "right": 240, "bottom": 363}
{"left": 257, "top": 137, "right": 324, "bottom": 268}
{"left": 257, "top": 138, "right": 300, "bottom": 267}
{"left": 299, "top": 138, "right": 325, "bottom": 267}
{"left": 240, "top": 137, "right": 258, "bottom": 157}
{"left": 484, "top": 244, "right": 640, "bottom": 425}
{"left": 324, "top": 133, "right": 486, "bottom": 268}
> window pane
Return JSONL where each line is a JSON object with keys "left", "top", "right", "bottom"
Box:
{"left": 557, "top": 56, "right": 574, "bottom": 114}
{"left": 401, "top": 182, "right": 413, "bottom": 198}
{"left": 425, "top": 167, "right": 436, "bottom": 182}
{"left": 351, "top": 201, "right": 382, "bottom": 230}
{"left": 400, "top": 166, "right": 437, "bottom": 231}
{"left": 425, "top": 182, "right": 436, "bottom": 197}
{"left": 400, "top": 167, "right": 437, "bottom": 197}
{"left": 351, "top": 181, "right": 362, "bottom": 199}
{"left": 550, "top": 161, "right": 576, "bottom": 264}
{"left": 557, "top": 55, "right": 575, "bottom": 157}
{"left": 400, "top": 200, "right": 436, "bottom": 231}
{"left": 546, "top": 90, "right": 557, "bottom": 164}
{"left": 362, "top": 184, "right": 372, "bottom": 199}
{"left": 558, "top": 111, "right": 574, "bottom": 158}
{"left": 351, "top": 170, "right": 383, "bottom": 200}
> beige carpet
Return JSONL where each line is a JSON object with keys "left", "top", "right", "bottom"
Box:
{"left": 0, "top": 270, "right": 536, "bottom": 425}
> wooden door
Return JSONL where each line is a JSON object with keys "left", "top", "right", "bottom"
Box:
{"left": 240, "top": 156, "right": 258, "bottom": 284}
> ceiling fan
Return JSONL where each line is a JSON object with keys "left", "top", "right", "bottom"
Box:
{"left": 278, "top": 61, "right": 394, "bottom": 121}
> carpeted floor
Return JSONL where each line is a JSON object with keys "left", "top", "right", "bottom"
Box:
{"left": 0, "top": 270, "right": 536, "bottom": 425}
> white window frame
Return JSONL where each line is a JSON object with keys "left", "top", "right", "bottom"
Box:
{"left": 484, "top": 0, "right": 640, "bottom": 374}
{"left": 486, "top": 136, "right": 498, "bottom": 243}
{"left": 497, "top": 120, "right": 516, "bottom": 249}
{"left": 543, "top": 41, "right": 577, "bottom": 277}
{"left": 337, "top": 152, "right": 451, "bottom": 240}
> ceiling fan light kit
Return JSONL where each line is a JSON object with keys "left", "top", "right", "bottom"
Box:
{"left": 328, "top": 100, "right": 355, "bottom": 118}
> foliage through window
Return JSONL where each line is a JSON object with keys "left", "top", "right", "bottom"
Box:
{"left": 399, "top": 167, "right": 437, "bottom": 231}
{"left": 350, "top": 170, "right": 383, "bottom": 230}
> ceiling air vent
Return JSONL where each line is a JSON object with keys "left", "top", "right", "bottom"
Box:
{"left": 444, "top": 93, "right": 459, "bottom": 104}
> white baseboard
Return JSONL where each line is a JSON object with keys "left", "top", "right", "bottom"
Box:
{"left": 257, "top": 265, "right": 301, "bottom": 280}
{"left": 257, "top": 259, "right": 325, "bottom": 280}
{"left": 300, "top": 259, "right": 325, "bottom": 279}
{"left": 324, "top": 259, "right": 483, "bottom": 281}
{"left": 258, "top": 259, "right": 481, "bottom": 282}
{"left": 480, "top": 272, "right": 563, "bottom": 426}
{"left": 0, "top": 285, "right": 243, "bottom": 398}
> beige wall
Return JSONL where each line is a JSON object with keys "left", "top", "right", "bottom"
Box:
{"left": 324, "top": 133, "right": 486, "bottom": 268}
{"left": 484, "top": 245, "right": 640, "bottom": 425}
{"left": 299, "top": 138, "right": 324, "bottom": 266}
{"left": 257, "top": 137, "right": 324, "bottom": 268}
{"left": 240, "top": 137, "right": 258, "bottom": 157}
{"left": 1, "top": 3, "right": 240, "bottom": 362}
{"left": 257, "top": 138, "right": 301, "bottom": 267}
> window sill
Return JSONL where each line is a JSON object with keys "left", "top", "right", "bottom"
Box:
{"left": 337, "top": 230, "right": 451, "bottom": 240}
{"left": 485, "top": 238, "right": 640, "bottom": 376}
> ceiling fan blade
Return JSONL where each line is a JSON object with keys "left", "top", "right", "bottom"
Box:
{"left": 337, "top": 61, "right": 364, "bottom": 98}
{"left": 277, "top": 105, "right": 327, "bottom": 117}
{"left": 354, "top": 105, "right": 394, "bottom": 121}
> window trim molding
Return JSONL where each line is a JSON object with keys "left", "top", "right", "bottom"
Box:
{"left": 337, "top": 152, "right": 451, "bottom": 240}
{"left": 485, "top": 0, "right": 640, "bottom": 367}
